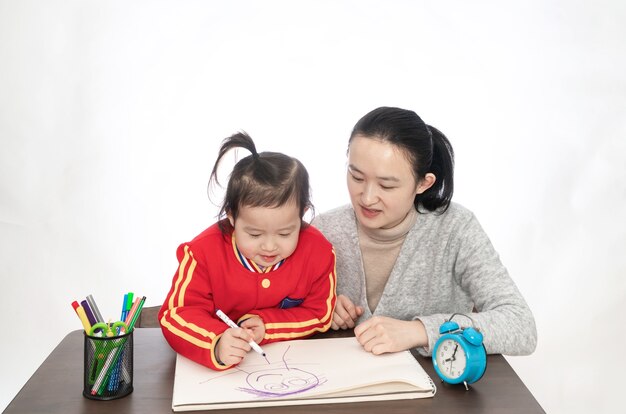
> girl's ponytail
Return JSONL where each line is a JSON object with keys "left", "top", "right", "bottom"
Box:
{"left": 209, "top": 132, "right": 258, "bottom": 189}
{"left": 208, "top": 131, "right": 312, "bottom": 234}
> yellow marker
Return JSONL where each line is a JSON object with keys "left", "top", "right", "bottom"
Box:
{"left": 71, "top": 301, "right": 92, "bottom": 333}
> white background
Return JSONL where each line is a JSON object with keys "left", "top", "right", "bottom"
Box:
{"left": 1, "top": 1, "right": 625, "bottom": 413}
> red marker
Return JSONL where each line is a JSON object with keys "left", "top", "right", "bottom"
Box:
{"left": 71, "top": 301, "right": 92, "bottom": 333}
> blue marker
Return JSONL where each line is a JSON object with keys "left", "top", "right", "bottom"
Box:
{"left": 120, "top": 293, "right": 128, "bottom": 321}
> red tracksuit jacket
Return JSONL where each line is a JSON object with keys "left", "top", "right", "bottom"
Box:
{"left": 158, "top": 221, "right": 337, "bottom": 370}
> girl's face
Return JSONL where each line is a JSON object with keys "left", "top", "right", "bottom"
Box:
{"left": 229, "top": 200, "right": 302, "bottom": 268}
{"left": 347, "top": 135, "right": 434, "bottom": 230}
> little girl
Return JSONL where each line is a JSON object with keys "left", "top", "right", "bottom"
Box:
{"left": 159, "top": 132, "right": 337, "bottom": 370}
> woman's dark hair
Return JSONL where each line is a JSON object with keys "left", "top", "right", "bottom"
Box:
{"left": 209, "top": 132, "right": 312, "bottom": 232}
{"left": 349, "top": 107, "right": 454, "bottom": 212}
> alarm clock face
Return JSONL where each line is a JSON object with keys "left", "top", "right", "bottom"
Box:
{"left": 435, "top": 339, "right": 467, "bottom": 379}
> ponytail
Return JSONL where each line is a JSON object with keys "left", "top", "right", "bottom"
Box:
{"left": 415, "top": 125, "right": 454, "bottom": 213}
{"left": 209, "top": 132, "right": 258, "bottom": 189}
{"left": 208, "top": 131, "right": 312, "bottom": 234}
{"left": 350, "top": 107, "right": 455, "bottom": 214}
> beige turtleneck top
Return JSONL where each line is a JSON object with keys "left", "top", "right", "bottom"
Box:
{"left": 357, "top": 207, "right": 417, "bottom": 312}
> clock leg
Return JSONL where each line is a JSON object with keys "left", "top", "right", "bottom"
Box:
{"left": 463, "top": 381, "right": 469, "bottom": 391}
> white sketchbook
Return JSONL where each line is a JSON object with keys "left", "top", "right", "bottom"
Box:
{"left": 172, "top": 336, "right": 436, "bottom": 411}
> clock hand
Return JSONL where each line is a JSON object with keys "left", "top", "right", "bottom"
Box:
{"left": 450, "top": 344, "right": 458, "bottom": 361}
{"left": 443, "top": 345, "right": 460, "bottom": 363}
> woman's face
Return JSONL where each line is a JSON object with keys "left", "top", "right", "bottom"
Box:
{"left": 347, "top": 135, "right": 433, "bottom": 230}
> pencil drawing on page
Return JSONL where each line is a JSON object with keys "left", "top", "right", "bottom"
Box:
{"left": 200, "top": 345, "right": 326, "bottom": 398}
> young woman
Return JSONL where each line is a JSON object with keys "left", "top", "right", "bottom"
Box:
{"left": 159, "top": 132, "right": 336, "bottom": 370}
{"left": 313, "top": 107, "right": 536, "bottom": 357}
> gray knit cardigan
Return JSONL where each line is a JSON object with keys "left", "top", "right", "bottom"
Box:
{"left": 312, "top": 202, "right": 537, "bottom": 356}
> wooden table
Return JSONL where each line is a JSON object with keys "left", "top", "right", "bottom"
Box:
{"left": 3, "top": 328, "right": 544, "bottom": 413}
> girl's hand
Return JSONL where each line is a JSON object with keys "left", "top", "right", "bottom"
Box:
{"left": 239, "top": 316, "right": 266, "bottom": 344}
{"left": 331, "top": 294, "right": 364, "bottom": 330}
{"left": 214, "top": 327, "right": 253, "bottom": 366}
{"left": 354, "top": 316, "right": 427, "bottom": 354}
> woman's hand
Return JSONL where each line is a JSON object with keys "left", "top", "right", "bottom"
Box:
{"left": 354, "top": 316, "right": 427, "bottom": 354}
{"left": 331, "top": 294, "right": 364, "bottom": 330}
{"left": 239, "top": 316, "right": 266, "bottom": 344}
{"left": 214, "top": 328, "right": 253, "bottom": 366}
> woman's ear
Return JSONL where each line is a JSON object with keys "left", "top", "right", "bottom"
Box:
{"left": 227, "top": 212, "right": 235, "bottom": 227}
{"left": 416, "top": 173, "right": 436, "bottom": 195}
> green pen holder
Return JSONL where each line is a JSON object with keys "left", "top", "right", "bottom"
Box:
{"left": 83, "top": 330, "right": 134, "bottom": 400}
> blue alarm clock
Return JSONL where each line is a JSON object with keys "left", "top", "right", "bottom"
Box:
{"left": 432, "top": 313, "right": 487, "bottom": 390}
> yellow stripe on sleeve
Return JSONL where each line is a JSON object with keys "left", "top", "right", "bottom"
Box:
{"left": 177, "top": 250, "right": 197, "bottom": 307}
{"left": 168, "top": 245, "right": 191, "bottom": 310}
{"left": 160, "top": 310, "right": 213, "bottom": 349}
{"left": 170, "top": 309, "right": 216, "bottom": 340}
{"left": 160, "top": 310, "right": 230, "bottom": 370}
{"left": 265, "top": 326, "right": 329, "bottom": 340}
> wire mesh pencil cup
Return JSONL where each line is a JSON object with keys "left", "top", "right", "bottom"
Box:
{"left": 83, "top": 329, "right": 133, "bottom": 400}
